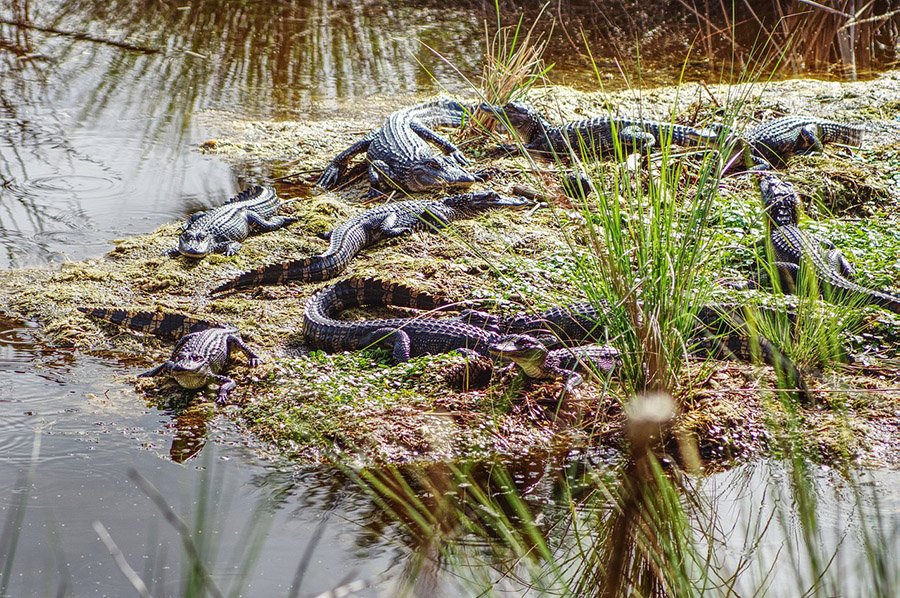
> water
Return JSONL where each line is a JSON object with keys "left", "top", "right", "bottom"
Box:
{"left": 1, "top": 0, "right": 898, "bottom": 595}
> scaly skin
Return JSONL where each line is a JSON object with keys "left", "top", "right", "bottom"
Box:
{"left": 317, "top": 98, "right": 484, "bottom": 197}
{"left": 478, "top": 101, "right": 718, "bottom": 160}
{"left": 173, "top": 185, "right": 295, "bottom": 257}
{"left": 459, "top": 300, "right": 810, "bottom": 399}
{"left": 759, "top": 175, "right": 900, "bottom": 313}
{"left": 78, "top": 308, "right": 261, "bottom": 404}
{"left": 211, "top": 190, "right": 532, "bottom": 295}
{"left": 302, "top": 278, "right": 500, "bottom": 361}
{"left": 720, "top": 116, "right": 864, "bottom": 170}
{"left": 489, "top": 334, "right": 620, "bottom": 393}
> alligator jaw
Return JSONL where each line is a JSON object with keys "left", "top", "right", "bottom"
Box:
{"left": 177, "top": 245, "right": 210, "bottom": 258}
{"left": 407, "top": 158, "right": 479, "bottom": 192}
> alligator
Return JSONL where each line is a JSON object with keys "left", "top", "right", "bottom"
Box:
{"left": 720, "top": 116, "right": 864, "bottom": 170}
{"left": 171, "top": 185, "right": 295, "bottom": 257}
{"left": 316, "top": 98, "right": 486, "bottom": 197}
{"left": 303, "top": 277, "right": 499, "bottom": 362}
{"left": 305, "top": 278, "right": 621, "bottom": 393}
{"left": 304, "top": 276, "right": 810, "bottom": 398}
{"left": 459, "top": 300, "right": 810, "bottom": 399}
{"left": 759, "top": 175, "right": 900, "bottom": 313}
{"left": 489, "top": 334, "right": 620, "bottom": 393}
{"left": 210, "top": 190, "right": 532, "bottom": 295}
{"left": 78, "top": 308, "right": 262, "bottom": 404}
{"left": 477, "top": 101, "right": 719, "bottom": 161}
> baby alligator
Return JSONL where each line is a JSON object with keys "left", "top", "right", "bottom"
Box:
{"left": 460, "top": 300, "right": 810, "bottom": 399}
{"left": 172, "top": 185, "right": 295, "bottom": 257}
{"left": 317, "top": 98, "right": 484, "bottom": 197}
{"left": 478, "top": 101, "right": 718, "bottom": 160}
{"left": 489, "top": 334, "right": 620, "bottom": 393}
{"left": 721, "top": 116, "right": 864, "bottom": 170}
{"left": 303, "top": 278, "right": 499, "bottom": 362}
{"left": 759, "top": 175, "right": 900, "bottom": 313}
{"left": 78, "top": 308, "right": 261, "bottom": 404}
{"left": 211, "top": 190, "right": 532, "bottom": 295}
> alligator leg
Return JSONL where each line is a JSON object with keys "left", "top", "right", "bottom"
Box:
{"left": 377, "top": 213, "right": 416, "bottom": 237}
{"left": 364, "top": 327, "right": 413, "bottom": 362}
{"left": 366, "top": 160, "right": 397, "bottom": 198}
{"left": 245, "top": 212, "right": 297, "bottom": 232}
{"left": 826, "top": 249, "right": 855, "bottom": 278}
{"left": 797, "top": 125, "right": 825, "bottom": 154}
{"left": 409, "top": 120, "right": 469, "bottom": 165}
{"left": 542, "top": 363, "right": 584, "bottom": 394}
{"left": 815, "top": 236, "right": 855, "bottom": 277}
{"left": 560, "top": 170, "right": 595, "bottom": 199}
{"left": 618, "top": 126, "right": 657, "bottom": 153}
{"left": 318, "top": 134, "right": 375, "bottom": 189}
{"left": 214, "top": 241, "right": 243, "bottom": 256}
{"left": 226, "top": 335, "right": 263, "bottom": 367}
{"left": 138, "top": 361, "right": 173, "bottom": 378}
{"left": 444, "top": 348, "right": 494, "bottom": 390}
{"left": 213, "top": 375, "right": 237, "bottom": 405}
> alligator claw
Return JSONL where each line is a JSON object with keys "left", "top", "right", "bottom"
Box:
{"left": 449, "top": 150, "right": 470, "bottom": 166}
{"left": 317, "top": 165, "right": 342, "bottom": 190}
{"left": 474, "top": 168, "right": 500, "bottom": 182}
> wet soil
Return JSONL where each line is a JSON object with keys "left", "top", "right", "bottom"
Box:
{"left": 1, "top": 73, "right": 898, "bottom": 467}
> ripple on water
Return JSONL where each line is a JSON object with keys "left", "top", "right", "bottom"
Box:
{"left": 27, "top": 173, "right": 119, "bottom": 195}
{"left": 7, "top": 172, "right": 123, "bottom": 205}
{"left": 0, "top": 317, "right": 150, "bottom": 476}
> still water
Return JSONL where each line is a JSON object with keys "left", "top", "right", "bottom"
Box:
{"left": 1, "top": 1, "right": 897, "bottom": 595}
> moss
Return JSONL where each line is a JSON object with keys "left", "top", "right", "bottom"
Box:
{"left": 2, "top": 74, "right": 900, "bottom": 467}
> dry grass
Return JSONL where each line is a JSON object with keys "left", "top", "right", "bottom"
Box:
{"left": 675, "top": 0, "right": 900, "bottom": 78}
{"left": 462, "top": 9, "right": 551, "bottom": 138}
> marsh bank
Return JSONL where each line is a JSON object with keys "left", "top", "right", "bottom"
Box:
{"left": 2, "top": 74, "right": 898, "bottom": 467}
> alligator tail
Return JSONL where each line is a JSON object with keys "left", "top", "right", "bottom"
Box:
{"left": 816, "top": 269, "right": 900, "bottom": 314}
{"left": 306, "top": 277, "right": 449, "bottom": 320}
{"left": 211, "top": 256, "right": 345, "bottom": 295}
{"left": 78, "top": 307, "right": 215, "bottom": 339}
{"left": 827, "top": 280, "right": 900, "bottom": 314}
{"left": 224, "top": 184, "right": 272, "bottom": 205}
{"left": 822, "top": 123, "right": 864, "bottom": 146}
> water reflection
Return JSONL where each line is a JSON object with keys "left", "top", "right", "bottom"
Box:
{"left": 3, "top": 0, "right": 897, "bottom": 268}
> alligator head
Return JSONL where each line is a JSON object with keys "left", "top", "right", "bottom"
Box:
{"left": 759, "top": 175, "right": 800, "bottom": 227}
{"left": 406, "top": 156, "right": 480, "bottom": 192}
{"left": 177, "top": 230, "right": 214, "bottom": 258}
{"left": 448, "top": 189, "right": 534, "bottom": 213}
{"left": 168, "top": 353, "right": 214, "bottom": 389}
{"left": 489, "top": 334, "right": 550, "bottom": 378}
{"left": 477, "top": 101, "right": 547, "bottom": 143}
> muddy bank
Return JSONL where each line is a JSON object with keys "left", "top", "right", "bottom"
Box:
{"left": 1, "top": 73, "right": 898, "bottom": 466}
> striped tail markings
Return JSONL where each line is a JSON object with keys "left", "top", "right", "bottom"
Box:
{"left": 210, "top": 255, "right": 340, "bottom": 295}
{"left": 77, "top": 307, "right": 216, "bottom": 340}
